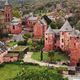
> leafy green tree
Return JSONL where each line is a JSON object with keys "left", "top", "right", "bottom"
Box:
{"left": 23, "top": 34, "right": 31, "bottom": 39}
{"left": 50, "top": 21, "right": 57, "bottom": 29}
{"left": 9, "top": 67, "right": 66, "bottom": 80}
{"left": 76, "top": 20, "right": 80, "bottom": 30}
{"left": 12, "top": 10, "right": 21, "bottom": 18}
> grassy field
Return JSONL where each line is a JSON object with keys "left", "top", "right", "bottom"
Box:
{"left": 32, "top": 52, "right": 48, "bottom": 61}
{"left": 0, "top": 64, "right": 21, "bottom": 80}
{"left": 32, "top": 52, "right": 69, "bottom": 61}
{"left": 0, "top": 63, "right": 58, "bottom": 80}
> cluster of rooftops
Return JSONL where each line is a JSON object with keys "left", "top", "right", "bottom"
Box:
{"left": 0, "top": 41, "right": 7, "bottom": 53}
{"left": 45, "top": 20, "right": 80, "bottom": 38}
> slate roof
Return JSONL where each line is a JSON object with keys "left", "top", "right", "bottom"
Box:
{"left": 70, "top": 28, "right": 80, "bottom": 37}
{"left": 0, "top": 41, "right": 5, "bottom": 46}
{"left": 28, "top": 16, "right": 38, "bottom": 21}
{"left": 40, "top": 18, "right": 47, "bottom": 25}
{"left": 11, "top": 17, "right": 21, "bottom": 25}
{"left": 5, "top": 0, "right": 9, "bottom": 5}
{"left": 60, "top": 20, "right": 73, "bottom": 32}
{"left": 0, "top": 41, "right": 7, "bottom": 53}
{"left": 45, "top": 26, "right": 53, "bottom": 34}
{"left": 53, "top": 29, "right": 60, "bottom": 35}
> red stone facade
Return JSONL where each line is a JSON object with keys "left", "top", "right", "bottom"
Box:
{"left": 9, "top": 23, "right": 22, "bottom": 34}
{"left": 7, "top": 17, "right": 22, "bottom": 34}
{"left": 44, "top": 27, "right": 55, "bottom": 51}
{"left": 26, "top": 16, "right": 38, "bottom": 29}
{"left": 33, "top": 21, "right": 47, "bottom": 39}
{"left": 43, "top": 20, "right": 80, "bottom": 66}
{"left": 4, "top": 4, "right": 12, "bottom": 23}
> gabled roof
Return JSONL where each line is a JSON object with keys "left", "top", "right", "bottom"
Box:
{"left": 60, "top": 20, "right": 73, "bottom": 32}
{"left": 45, "top": 26, "right": 53, "bottom": 34}
{"left": 5, "top": 0, "right": 9, "bottom": 5}
{"left": 0, "top": 41, "right": 5, "bottom": 46}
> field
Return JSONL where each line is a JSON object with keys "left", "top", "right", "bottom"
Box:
{"left": 32, "top": 52, "right": 69, "bottom": 62}
{"left": 0, "top": 63, "right": 60, "bottom": 80}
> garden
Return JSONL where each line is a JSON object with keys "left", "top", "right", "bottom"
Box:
{"left": 0, "top": 62, "right": 68, "bottom": 80}
{"left": 31, "top": 51, "right": 69, "bottom": 62}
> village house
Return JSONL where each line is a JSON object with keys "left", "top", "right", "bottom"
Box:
{"left": 43, "top": 20, "right": 80, "bottom": 66}
{"left": 33, "top": 18, "right": 47, "bottom": 38}
{"left": 3, "top": 46, "right": 28, "bottom": 63}
{"left": 0, "top": 0, "right": 12, "bottom": 24}
{"left": 26, "top": 13, "right": 38, "bottom": 31}
{"left": 0, "top": 41, "right": 8, "bottom": 64}
{"left": 8, "top": 17, "right": 22, "bottom": 34}
{"left": 3, "top": 53, "right": 19, "bottom": 62}
{"left": 0, "top": 0, "right": 22, "bottom": 34}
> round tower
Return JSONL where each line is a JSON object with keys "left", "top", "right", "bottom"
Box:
{"left": 59, "top": 20, "right": 73, "bottom": 51}
{"left": 44, "top": 26, "right": 55, "bottom": 51}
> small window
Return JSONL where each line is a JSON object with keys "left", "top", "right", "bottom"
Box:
{"left": 8, "top": 14, "right": 9, "bottom": 17}
{"left": 61, "top": 45, "right": 63, "bottom": 48}
{"left": 13, "top": 25, "right": 15, "bottom": 29}
{"left": 46, "top": 38, "right": 47, "bottom": 40}
{"left": 62, "top": 39, "right": 64, "bottom": 42}
{"left": 10, "top": 57, "right": 13, "bottom": 58}
{"left": 74, "top": 43, "right": 76, "bottom": 46}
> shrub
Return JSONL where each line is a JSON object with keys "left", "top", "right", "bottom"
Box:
{"left": 23, "top": 34, "right": 31, "bottom": 39}
{"left": 18, "top": 41, "right": 27, "bottom": 46}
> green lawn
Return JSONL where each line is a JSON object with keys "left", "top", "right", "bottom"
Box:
{"left": 0, "top": 64, "right": 21, "bottom": 80}
{"left": 32, "top": 52, "right": 48, "bottom": 61}
{"left": 0, "top": 63, "right": 58, "bottom": 80}
{"left": 32, "top": 52, "right": 69, "bottom": 62}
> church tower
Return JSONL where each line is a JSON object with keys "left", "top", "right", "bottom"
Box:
{"left": 4, "top": 0, "right": 12, "bottom": 23}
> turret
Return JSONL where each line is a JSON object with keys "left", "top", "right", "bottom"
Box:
{"left": 59, "top": 20, "right": 73, "bottom": 51}
{"left": 44, "top": 26, "right": 55, "bottom": 51}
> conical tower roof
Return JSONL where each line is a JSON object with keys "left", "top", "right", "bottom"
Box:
{"left": 60, "top": 20, "right": 73, "bottom": 32}
{"left": 45, "top": 26, "right": 53, "bottom": 34}
{"left": 5, "top": 0, "right": 9, "bottom": 5}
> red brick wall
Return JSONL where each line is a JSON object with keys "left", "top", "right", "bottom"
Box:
{"left": 44, "top": 33, "right": 54, "bottom": 51}
{"left": 33, "top": 22, "right": 44, "bottom": 38}
{"left": 4, "top": 5, "right": 12, "bottom": 22}
{"left": 9, "top": 23, "right": 22, "bottom": 34}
